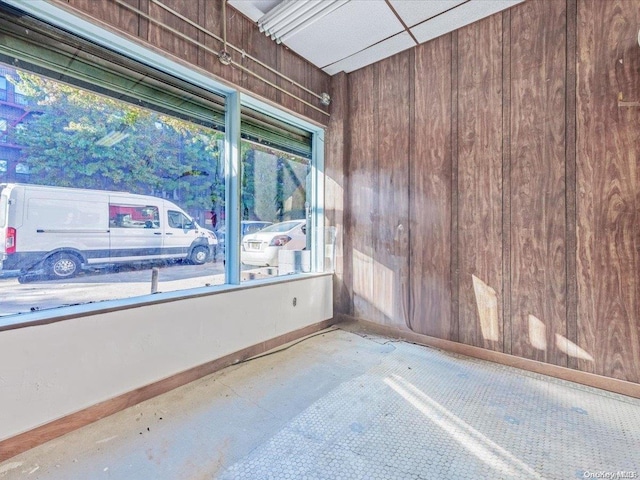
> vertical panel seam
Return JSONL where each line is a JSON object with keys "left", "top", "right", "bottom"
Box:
{"left": 565, "top": 0, "right": 578, "bottom": 370}
{"left": 451, "top": 30, "right": 460, "bottom": 342}
{"left": 407, "top": 48, "right": 415, "bottom": 331}
{"left": 345, "top": 74, "right": 354, "bottom": 317}
{"left": 373, "top": 63, "right": 380, "bottom": 319}
{"left": 502, "top": 8, "right": 512, "bottom": 356}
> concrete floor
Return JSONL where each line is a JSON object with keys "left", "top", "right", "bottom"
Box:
{"left": 1, "top": 326, "right": 640, "bottom": 479}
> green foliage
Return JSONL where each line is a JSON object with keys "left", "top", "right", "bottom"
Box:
{"left": 11, "top": 70, "right": 309, "bottom": 225}
{"left": 14, "top": 71, "right": 225, "bottom": 220}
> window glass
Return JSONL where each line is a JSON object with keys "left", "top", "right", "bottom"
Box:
{"left": 0, "top": 76, "right": 6, "bottom": 101}
{"left": 0, "top": 119, "right": 6, "bottom": 131}
{"left": 13, "top": 80, "right": 28, "bottom": 105}
{"left": 110, "top": 205, "right": 159, "bottom": 229}
{"left": 239, "top": 109, "right": 312, "bottom": 281}
{"left": 167, "top": 210, "right": 193, "bottom": 229}
{"left": 0, "top": 54, "right": 226, "bottom": 317}
{"left": 0, "top": 4, "right": 323, "bottom": 320}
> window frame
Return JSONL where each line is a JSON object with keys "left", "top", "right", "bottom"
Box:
{"left": 0, "top": 0, "right": 326, "bottom": 324}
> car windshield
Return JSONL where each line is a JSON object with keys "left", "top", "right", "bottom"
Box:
{"left": 259, "top": 221, "right": 303, "bottom": 233}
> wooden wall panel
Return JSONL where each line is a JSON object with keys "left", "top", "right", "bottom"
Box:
{"left": 327, "top": 72, "right": 349, "bottom": 314}
{"left": 58, "top": 0, "right": 330, "bottom": 124}
{"left": 510, "top": 0, "right": 568, "bottom": 366}
{"left": 201, "top": 0, "right": 244, "bottom": 88}
{"left": 348, "top": 66, "right": 377, "bottom": 320}
{"left": 66, "top": 0, "right": 142, "bottom": 37}
{"left": 148, "top": 0, "right": 200, "bottom": 67}
{"left": 576, "top": 0, "right": 640, "bottom": 382}
{"left": 409, "top": 36, "right": 454, "bottom": 339}
{"left": 373, "top": 52, "right": 410, "bottom": 328}
{"left": 456, "top": 15, "right": 504, "bottom": 351}
{"left": 242, "top": 18, "right": 278, "bottom": 105}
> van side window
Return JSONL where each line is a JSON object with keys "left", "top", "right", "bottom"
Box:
{"left": 109, "top": 204, "right": 159, "bottom": 229}
{"left": 167, "top": 210, "right": 192, "bottom": 229}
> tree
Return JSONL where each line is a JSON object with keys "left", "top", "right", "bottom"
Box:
{"left": 13, "top": 71, "right": 225, "bottom": 220}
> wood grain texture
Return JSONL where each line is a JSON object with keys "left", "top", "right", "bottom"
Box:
{"left": 576, "top": 0, "right": 640, "bottom": 382}
{"left": 456, "top": 15, "right": 504, "bottom": 351}
{"left": 409, "top": 36, "right": 453, "bottom": 339}
{"left": 450, "top": 31, "right": 459, "bottom": 342}
{"left": 59, "top": 0, "right": 329, "bottom": 124}
{"left": 326, "top": 72, "right": 349, "bottom": 314}
{"left": 565, "top": 0, "right": 578, "bottom": 370}
{"left": 242, "top": 14, "right": 278, "bottom": 104}
{"left": 278, "top": 50, "right": 309, "bottom": 115}
{"left": 65, "top": 0, "right": 141, "bottom": 37}
{"left": 501, "top": 10, "right": 512, "bottom": 355}
{"left": 348, "top": 65, "right": 377, "bottom": 321}
{"left": 509, "top": 0, "right": 568, "bottom": 366}
{"left": 373, "top": 51, "right": 410, "bottom": 328}
{"left": 148, "top": 0, "right": 199, "bottom": 67}
{"left": 202, "top": 0, "right": 244, "bottom": 87}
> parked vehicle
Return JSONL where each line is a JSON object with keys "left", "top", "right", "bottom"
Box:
{"left": 0, "top": 183, "right": 217, "bottom": 281}
{"left": 215, "top": 221, "right": 273, "bottom": 254}
{"left": 241, "top": 220, "right": 306, "bottom": 267}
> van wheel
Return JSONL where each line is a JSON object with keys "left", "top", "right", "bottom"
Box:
{"left": 189, "top": 246, "right": 209, "bottom": 265}
{"left": 46, "top": 253, "right": 81, "bottom": 279}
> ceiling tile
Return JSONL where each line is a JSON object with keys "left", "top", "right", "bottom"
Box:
{"left": 411, "top": 0, "right": 523, "bottom": 44}
{"left": 283, "top": 0, "right": 404, "bottom": 68}
{"left": 323, "top": 32, "right": 415, "bottom": 75}
{"left": 389, "top": 0, "right": 466, "bottom": 28}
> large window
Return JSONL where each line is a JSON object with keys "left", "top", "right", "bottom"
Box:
{"left": 0, "top": 3, "right": 324, "bottom": 321}
{"left": 239, "top": 108, "right": 312, "bottom": 281}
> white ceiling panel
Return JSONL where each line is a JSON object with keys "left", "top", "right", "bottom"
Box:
{"left": 389, "top": 0, "right": 467, "bottom": 28}
{"left": 282, "top": 0, "right": 405, "bottom": 68}
{"left": 411, "top": 0, "right": 523, "bottom": 44}
{"left": 228, "top": 0, "right": 525, "bottom": 75}
{"left": 228, "top": 0, "right": 279, "bottom": 21}
{"left": 323, "top": 31, "right": 415, "bottom": 75}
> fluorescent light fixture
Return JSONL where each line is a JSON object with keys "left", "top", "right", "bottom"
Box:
{"left": 258, "top": 0, "right": 350, "bottom": 44}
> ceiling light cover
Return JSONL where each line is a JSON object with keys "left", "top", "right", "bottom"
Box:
{"left": 258, "top": 0, "right": 350, "bottom": 44}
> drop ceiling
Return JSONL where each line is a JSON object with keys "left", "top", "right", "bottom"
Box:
{"left": 229, "top": 0, "right": 524, "bottom": 75}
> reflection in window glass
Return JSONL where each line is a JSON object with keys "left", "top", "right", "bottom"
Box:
{"left": 239, "top": 139, "right": 311, "bottom": 282}
{"left": 15, "top": 163, "right": 29, "bottom": 174}
{"left": 0, "top": 60, "right": 226, "bottom": 317}
{"left": 14, "top": 80, "right": 28, "bottom": 105}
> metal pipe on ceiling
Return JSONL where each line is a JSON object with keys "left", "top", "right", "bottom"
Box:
{"left": 111, "top": 0, "right": 329, "bottom": 116}
{"left": 146, "top": 0, "right": 329, "bottom": 107}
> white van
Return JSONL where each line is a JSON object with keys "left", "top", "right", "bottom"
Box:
{"left": 0, "top": 183, "right": 217, "bottom": 281}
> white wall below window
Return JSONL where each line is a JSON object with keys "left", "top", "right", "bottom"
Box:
{"left": 0, "top": 274, "right": 333, "bottom": 441}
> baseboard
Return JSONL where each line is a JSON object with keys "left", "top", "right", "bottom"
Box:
{"left": 335, "top": 314, "right": 640, "bottom": 400}
{"left": 0, "top": 318, "right": 336, "bottom": 462}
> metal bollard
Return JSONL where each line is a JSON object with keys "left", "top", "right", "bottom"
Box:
{"left": 151, "top": 267, "right": 159, "bottom": 294}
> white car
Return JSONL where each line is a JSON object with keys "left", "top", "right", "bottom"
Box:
{"left": 241, "top": 220, "right": 306, "bottom": 267}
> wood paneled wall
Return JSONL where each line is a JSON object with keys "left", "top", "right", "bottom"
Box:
{"left": 54, "top": 0, "right": 331, "bottom": 124}
{"left": 342, "top": 0, "right": 640, "bottom": 383}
